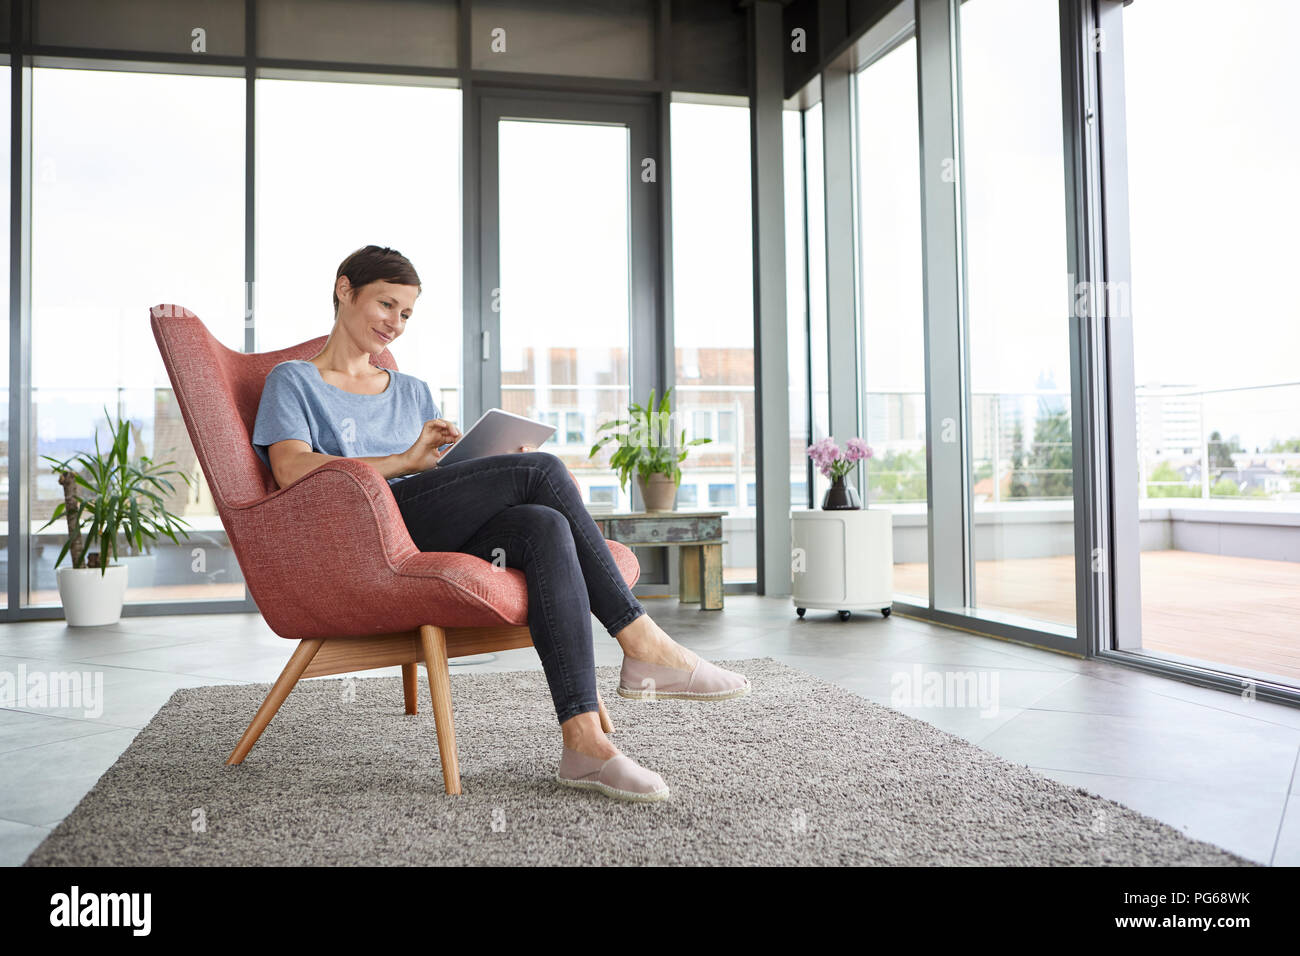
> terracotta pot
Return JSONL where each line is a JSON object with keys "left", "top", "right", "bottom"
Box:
{"left": 637, "top": 472, "right": 678, "bottom": 512}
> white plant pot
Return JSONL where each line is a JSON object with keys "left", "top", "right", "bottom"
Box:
{"left": 56, "top": 565, "right": 129, "bottom": 627}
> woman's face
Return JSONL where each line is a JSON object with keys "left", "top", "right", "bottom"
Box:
{"left": 336, "top": 277, "right": 418, "bottom": 353}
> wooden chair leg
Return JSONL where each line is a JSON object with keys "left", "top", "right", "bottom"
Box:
{"left": 401, "top": 662, "right": 418, "bottom": 715}
{"left": 418, "top": 624, "right": 462, "bottom": 795}
{"left": 227, "top": 637, "right": 324, "bottom": 765}
{"left": 597, "top": 692, "right": 614, "bottom": 734}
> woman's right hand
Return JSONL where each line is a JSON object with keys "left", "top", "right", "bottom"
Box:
{"left": 403, "top": 419, "right": 462, "bottom": 473}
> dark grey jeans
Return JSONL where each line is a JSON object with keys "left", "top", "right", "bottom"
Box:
{"left": 391, "top": 451, "right": 646, "bottom": 724}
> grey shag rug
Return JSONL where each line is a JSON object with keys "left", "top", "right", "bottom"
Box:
{"left": 23, "top": 658, "right": 1255, "bottom": 866}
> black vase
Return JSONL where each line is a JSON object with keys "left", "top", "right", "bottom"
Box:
{"left": 821, "top": 475, "right": 862, "bottom": 510}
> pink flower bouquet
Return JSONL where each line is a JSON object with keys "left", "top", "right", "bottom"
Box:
{"left": 807, "top": 436, "right": 873, "bottom": 481}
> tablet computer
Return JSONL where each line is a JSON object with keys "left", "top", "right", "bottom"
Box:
{"left": 434, "top": 408, "right": 557, "bottom": 468}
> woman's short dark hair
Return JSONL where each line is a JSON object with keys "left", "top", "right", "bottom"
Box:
{"left": 333, "top": 245, "right": 422, "bottom": 317}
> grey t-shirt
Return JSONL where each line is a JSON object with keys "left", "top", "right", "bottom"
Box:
{"left": 251, "top": 359, "right": 446, "bottom": 486}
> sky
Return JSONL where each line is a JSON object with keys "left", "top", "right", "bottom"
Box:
{"left": 847, "top": 0, "right": 1299, "bottom": 450}
{"left": 1123, "top": 0, "right": 1300, "bottom": 392}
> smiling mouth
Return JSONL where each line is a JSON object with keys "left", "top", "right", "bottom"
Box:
{"left": 373, "top": 329, "right": 392, "bottom": 343}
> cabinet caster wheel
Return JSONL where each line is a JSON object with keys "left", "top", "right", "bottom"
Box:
{"left": 882, "top": 606, "right": 892, "bottom": 618}
{"left": 796, "top": 607, "right": 806, "bottom": 618}
{"left": 838, "top": 610, "right": 851, "bottom": 621}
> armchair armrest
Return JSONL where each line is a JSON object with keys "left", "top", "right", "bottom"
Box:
{"left": 222, "top": 458, "right": 419, "bottom": 638}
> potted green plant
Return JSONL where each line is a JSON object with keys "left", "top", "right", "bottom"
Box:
{"left": 588, "top": 386, "right": 711, "bottom": 512}
{"left": 37, "top": 405, "right": 195, "bottom": 626}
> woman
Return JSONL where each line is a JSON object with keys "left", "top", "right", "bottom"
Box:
{"left": 251, "top": 245, "right": 750, "bottom": 803}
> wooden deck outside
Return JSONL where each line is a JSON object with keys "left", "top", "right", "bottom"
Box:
{"left": 28, "top": 584, "right": 247, "bottom": 606}
{"left": 895, "top": 550, "right": 1300, "bottom": 684}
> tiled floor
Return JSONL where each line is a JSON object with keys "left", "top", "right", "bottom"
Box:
{"left": 2, "top": 595, "right": 1297, "bottom": 866}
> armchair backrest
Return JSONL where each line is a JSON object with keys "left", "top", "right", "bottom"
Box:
{"left": 149, "top": 304, "right": 398, "bottom": 509}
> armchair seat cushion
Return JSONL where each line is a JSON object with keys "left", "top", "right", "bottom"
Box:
{"left": 393, "top": 540, "right": 641, "bottom": 630}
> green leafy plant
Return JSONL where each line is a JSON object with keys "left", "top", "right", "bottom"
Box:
{"left": 37, "top": 405, "right": 195, "bottom": 576}
{"left": 588, "top": 386, "right": 711, "bottom": 490}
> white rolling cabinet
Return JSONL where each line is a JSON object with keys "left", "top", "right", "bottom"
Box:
{"left": 790, "top": 509, "right": 894, "bottom": 621}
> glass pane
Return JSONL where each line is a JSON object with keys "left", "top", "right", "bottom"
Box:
{"left": 692, "top": 409, "right": 710, "bottom": 438}
{"left": 856, "top": 34, "right": 929, "bottom": 602}
{"left": 671, "top": 101, "right": 755, "bottom": 584}
{"left": 709, "top": 483, "right": 736, "bottom": 507}
{"left": 258, "top": 0, "right": 457, "bottom": 68}
{"left": 472, "top": 0, "right": 654, "bottom": 80}
{"left": 717, "top": 410, "right": 734, "bottom": 444}
{"left": 784, "top": 108, "right": 810, "bottom": 512}
{"left": 0, "top": 64, "right": 7, "bottom": 609}
{"left": 1122, "top": 0, "right": 1300, "bottom": 686}
{"left": 805, "top": 101, "right": 832, "bottom": 507}
{"left": 34, "top": 0, "right": 244, "bottom": 56}
{"left": 565, "top": 411, "right": 584, "bottom": 445}
{"left": 959, "top": 0, "right": 1075, "bottom": 632}
{"left": 31, "top": 67, "right": 246, "bottom": 606}
{"left": 254, "top": 79, "right": 462, "bottom": 425}
{"left": 498, "top": 119, "right": 630, "bottom": 497}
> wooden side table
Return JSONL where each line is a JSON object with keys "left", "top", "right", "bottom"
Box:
{"left": 591, "top": 510, "right": 726, "bottom": 610}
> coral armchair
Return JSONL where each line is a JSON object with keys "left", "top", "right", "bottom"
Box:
{"left": 148, "top": 304, "right": 641, "bottom": 793}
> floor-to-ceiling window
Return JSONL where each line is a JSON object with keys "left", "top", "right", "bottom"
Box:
{"left": 957, "top": 0, "right": 1075, "bottom": 633}
{"left": 30, "top": 67, "right": 246, "bottom": 606}
{"left": 7, "top": 0, "right": 771, "bottom": 621}
{"left": 496, "top": 115, "right": 631, "bottom": 497}
{"left": 804, "top": 101, "right": 831, "bottom": 508}
{"left": 670, "top": 99, "right": 756, "bottom": 582}
{"left": 855, "top": 29, "right": 929, "bottom": 603}
{"left": 0, "top": 63, "right": 8, "bottom": 609}
{"left": 1109, "top": 0, "right": 1300, "bottom": 687}
{"left": 786, "top": 0, "right": 1299, "bottom": 679}
{"left": 785, "top": 107, "right": 811, "bottom": 512}
{"left": 254, "top": 78, "right": 462, "bottom": 425}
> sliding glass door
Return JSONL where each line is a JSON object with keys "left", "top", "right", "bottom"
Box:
{"left": 956, "top": 0, "right": 1076, "bottom": 637}
{"left": 845, "top": 0, "right": 1085, "bottom": 652}
{"left": 475, "top": 91, "right": 658, "bottom": 512}
{"left": 854, "top": 25, "right": 929, "bottom": 604}
{"left": 1096, "top": 0, "right": 1300, "bottom": 693}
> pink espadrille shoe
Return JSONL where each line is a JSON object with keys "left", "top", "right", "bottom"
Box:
{"left": 555, "top": 747, "right": 670, "bottom": 802}
{"left": 617, "top": 655, "right": 751, "bottom": 701}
